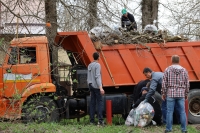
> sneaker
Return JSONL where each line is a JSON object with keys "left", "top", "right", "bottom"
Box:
{"left": 182, "top": 131, "right": 187, "bottom": 133}
{"left": 90, "top": 122, "right": 95, "bottom": 125}
{"left": 97, "top": 122, "right": 105, "bottom": 127}
{"left": 164, "top": 130, "right": 172, "bottom": 133}
{"left": 151, "top": 120, "right": 157, "bottom": 126}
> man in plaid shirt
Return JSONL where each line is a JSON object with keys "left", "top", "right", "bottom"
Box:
{"left": 162, "top": 55, "right": 189, "bottom": 133}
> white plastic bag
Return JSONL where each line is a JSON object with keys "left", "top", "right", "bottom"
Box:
{"left": 89, "top": 25, "right": 122, "bottom": 39}
{"left": 143, "top": 24, "right": 158, "bottom": 34}
{"left": 89, "top": 26, "right": 109, "bottom": 38}
{"left": 133, "top": 101, "right": 155, "bottom": 127}
{"left": 110, "top": 24, "right": 122, "bottom": 36}
{"left": 125, "top": 109, "right": 135, "bottom": 126}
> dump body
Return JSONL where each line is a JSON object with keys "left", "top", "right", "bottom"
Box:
{"left": 55, "top": 31, "right": 200, "bottom": 87}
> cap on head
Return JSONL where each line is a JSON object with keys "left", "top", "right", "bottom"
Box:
{"left": 121, "top": 9, "right": 127, "bottom": 15}
{"left": 93, "top": 52, "right": 99, "bottom": 60}
{"left": 140, "top": 87, "right": 149, "bottom": 93}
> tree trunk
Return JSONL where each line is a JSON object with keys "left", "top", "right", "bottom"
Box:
{"left": 45, "top": 0, "right": 58, "bottom": 82}
{"left": 87, "top": 0, "right": 98, "bottom": 30}
{"left": 141, "top": 0, "right": 159, "bottom": 29}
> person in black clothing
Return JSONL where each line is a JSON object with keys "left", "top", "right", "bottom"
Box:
{"left": 132, "top": 85, "right": 162, "bottom": 125}
{"left": 132, "top": 79, "right": 150, "bottom": 103}
{"left": 27, "top": 50, "right": 36, "bottom": 63}
{"left": 121, "top": 9, "right": 137, "bottom": 31}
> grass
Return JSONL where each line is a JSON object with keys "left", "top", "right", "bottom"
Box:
{"left": 0, "top": 115, "right": 199, "bottom": 133}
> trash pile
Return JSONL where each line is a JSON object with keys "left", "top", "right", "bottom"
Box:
{"left": 125, "top": 101, "right": 155, "bottom": 127}
{"left": 89, "top": 26, "right": 188, "bottom": 50}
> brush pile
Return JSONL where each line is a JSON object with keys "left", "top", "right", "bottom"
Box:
{"left": 89, "top": 27, "right": 188, "bottom": 50}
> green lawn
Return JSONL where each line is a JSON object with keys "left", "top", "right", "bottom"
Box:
{"left": 0, "top": 115, "right": 199, "bottom": 133}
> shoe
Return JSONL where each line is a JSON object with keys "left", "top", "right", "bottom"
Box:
{"left": 164, "top": 130, "right": 172, "bottom": 133}
{"left": 97, "top": 122, "right": 105, "bottom": 127}
{"left": 90, "top": 122, "right": 95, "bottom": 125}
{"left": 151, "top": 120, "right": 157, "bottom": 125}
{"left": 182, "top": 131, "right": 187, "bottom": 133}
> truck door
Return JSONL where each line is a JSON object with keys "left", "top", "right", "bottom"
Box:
{"left": 2, "top": 46, "right": 41, "bottom": 98}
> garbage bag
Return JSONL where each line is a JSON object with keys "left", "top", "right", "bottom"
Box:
{"left": 143, "top": 24, "right": 158, "bottom": 34}
{"left": 125, "top": 109, "right": 135, "bottom": 126}
{"left": 89, "top": 25, "right": 122, "bottom": 39}
{"left": 89, "top": 26, "right": 109, "bottom": 38}
{"left": 133, "top": 101, "right": 155, "bottom": 127}
{"left": 110, "top": 24, "right": 122, "bottom": 36}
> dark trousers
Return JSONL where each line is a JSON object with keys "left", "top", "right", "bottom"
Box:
{"left": 90, "top": 88, "right": 103, "bottom": 124}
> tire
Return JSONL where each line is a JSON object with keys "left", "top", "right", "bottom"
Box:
{"left": 188, "top": 89, "right": 200, "bottom": 124}
{"left": 22, "top": 97, "right": 59, "bottom": 123}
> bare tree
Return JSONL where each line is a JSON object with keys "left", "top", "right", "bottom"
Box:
{"left": 87, "top": 0, "right": 98, "bottom": 30}
{"left": 160, "top": 0, "right": 200, "bottom": 40}
{"left": 45, "top": 0, "right": 59, "bottom": 81}
{"left": 1, "top": 0, "right": 200, "bottom": 40}
{"left": 141, "top": 0, "right": 159, "bottom": 29}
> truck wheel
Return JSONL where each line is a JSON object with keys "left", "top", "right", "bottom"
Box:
{"left": 188, "top": 89, "right": 200, "bottom": 124}
{"left": 22, "top": 97, "right": 59, "bottom": 123}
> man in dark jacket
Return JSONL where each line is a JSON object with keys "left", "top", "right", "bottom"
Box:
{"left": 121, "top": 9, "right": 137, "bottom": 31}
{"left": 132, "top": 79, "right": 150, "bottom": 103}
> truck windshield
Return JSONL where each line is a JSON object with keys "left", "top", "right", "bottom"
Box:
{"left": 8, "top": 47, "right": 37, "bottom": 64}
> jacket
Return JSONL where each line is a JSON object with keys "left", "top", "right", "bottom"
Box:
{"left": 121, "top": 12, "right": 137, "bottom": 30}
{"left": 145, "top": 72, "right": 163, "bottom": 101}
{"left": 162, "top": 65, "right": 189, "bottom": 97}
{"left": 87, "top": 61, "right": 102, "bottom": 89}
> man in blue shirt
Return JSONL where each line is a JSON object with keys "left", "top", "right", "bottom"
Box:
{"left": 143, "top": 67, "right": 167, "bottom": 124}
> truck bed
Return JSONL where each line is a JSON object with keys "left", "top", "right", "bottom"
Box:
{"left": 55, "top": 31, "right": 200, "bottom": 87}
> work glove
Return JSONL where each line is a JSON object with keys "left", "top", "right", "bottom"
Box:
{"left": 132, "top": 104, "right": 135, "bottom": 108}
{"left": 143, "top": 99, "right": 148, "bottom": 103}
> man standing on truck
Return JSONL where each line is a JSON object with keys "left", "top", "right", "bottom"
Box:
{"left": 162, "top": 55, "right": 189, "bottom": 133}
{"left": 121, "top": 9, "right": 137, "bottom": 31}
{"left": 87, "top": 52, "right": 105, "bottom": 126}
{"left": 142, "top": 67, "right": 167, "bottom": 124}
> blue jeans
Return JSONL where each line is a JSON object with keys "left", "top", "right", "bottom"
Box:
{"left": 90, "top": 87, "right": 103, "bottom": 124}
{"left": 166, "top": 97, "right": 187, "bottom": 132}
{"left": 162, "top": 100, "right": 167, "bottom": 124}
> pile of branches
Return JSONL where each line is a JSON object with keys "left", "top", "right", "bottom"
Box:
{"left": 90, "top": 30, "right": 188, "bottom": 50}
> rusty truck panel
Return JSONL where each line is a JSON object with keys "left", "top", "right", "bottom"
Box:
{"left": 55, "top": 32, "right": 200, "bottom": 87}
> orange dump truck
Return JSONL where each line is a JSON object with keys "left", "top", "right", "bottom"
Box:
{"left": 0, "top": 31, "right": 200, "bottom": 123}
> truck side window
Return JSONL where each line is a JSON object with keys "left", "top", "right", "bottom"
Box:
{"left": 19, "top": 47, "right": 36, "bottom": 64}
{"left": 8, "top": 47, "right": 18, "bottom": 65}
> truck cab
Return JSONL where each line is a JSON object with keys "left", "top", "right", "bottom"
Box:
{"left": 0, "top": 36, "right": 57, "bottom": 120}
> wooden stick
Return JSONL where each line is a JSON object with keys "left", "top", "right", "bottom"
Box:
{"left": 100, "top": 49, "right": 116, "bottom": 85}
